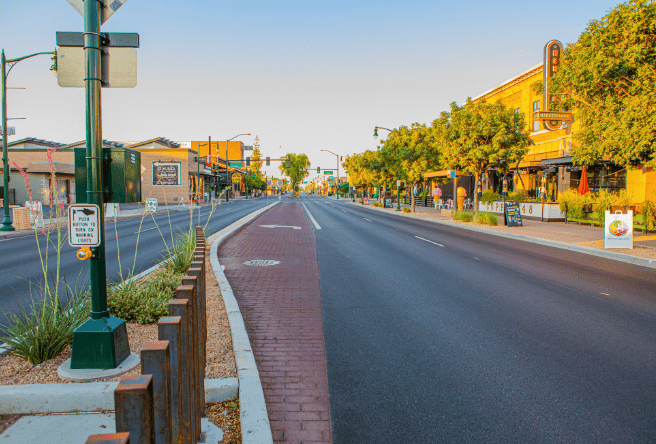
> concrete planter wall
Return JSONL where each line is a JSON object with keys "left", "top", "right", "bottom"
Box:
{"left": 478, "top": 201, "right": 565, "bottom": 222}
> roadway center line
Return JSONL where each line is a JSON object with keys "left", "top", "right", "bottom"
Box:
{"left": 302, "top": 203, "right": 322, "bottom": 230}
{"left": 415, "top": 236, "right": 444, "bottom": 247}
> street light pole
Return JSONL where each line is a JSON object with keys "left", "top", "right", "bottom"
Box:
{"left": 1, "top": 48, "right": 56, "bottom": 231}
{"left": 224, "top": 133, "right": 250, "bottom": 204}
{"left": 373, "top": 126, "right": 396, "bottom": 210}
{"left": 321, "top": 149, "right": 341, "bottom": 199}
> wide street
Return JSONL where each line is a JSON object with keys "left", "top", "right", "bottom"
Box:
{"left": 0, "top": 197, "right": 271, "bottom": 328}
{"left": 300, "top": 195, "right": 656, "bottom": 443}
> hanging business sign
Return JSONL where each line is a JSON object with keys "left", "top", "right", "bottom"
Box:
{"left": 604, "top": 211, "right": 633, "bottom": 249}
{"left": 542, "top": 40, "right": 565, "bottom": 131}
{"left": 152, "top": 162, "right": 181, "bottom": 186}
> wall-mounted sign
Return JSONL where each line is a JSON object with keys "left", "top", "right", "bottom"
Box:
{"left": 543, "top": 40, "right": 564, "bottom": 131}
{"left": 152, "top": 162, "right": 181, "bottom": 186}
{"left": 533, "top": 111, "right": 572, "bottom": 121}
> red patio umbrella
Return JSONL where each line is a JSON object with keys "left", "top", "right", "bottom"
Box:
{"left": 578, "top": 166, "right": 590, "bottom": 195}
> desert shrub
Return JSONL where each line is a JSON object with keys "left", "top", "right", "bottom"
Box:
{"left": 558, "top": 189, "right": 593, "bottom": 219}
{"left": 107, "top": 269, "right": 182, "bottom": 324}
{"left": 480, "top": 190, "right": 501, "bottom": 203}
{"left": 508, "top": 191, "right": 526, "bottom": 203}
{"left": 0, "top": 282, "right": 91, "bottom": 365}
{"left": 164, "top": 228, "right": 197, "bottom": 275}
{"left": 642, "top": 200, "right": 656, "bottom": 231}
{"left": 486, "top": 212, "right": 498, "bottom": 226}
{"left": 403, "top": 207, "right": 411, "bottom": 213}
{"left": 594, "top": 189, "right": 632, "bottom": 226}
{"left": 454, "top": 212, "right": 473, "bottom": 222}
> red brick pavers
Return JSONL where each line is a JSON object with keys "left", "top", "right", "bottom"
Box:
{"left": 217, "top": 202, "right": 332, "bottom": 443}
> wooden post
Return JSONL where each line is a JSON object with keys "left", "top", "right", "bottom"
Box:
{"left": 141, "top": 341, "right": 172, "bottom": 444}
{"left": 168, "top": 297, "right": 194, "bottom": 444}
{"left": 158, "top": 317, "right": 183, "bottom": 444}
{"left": 115, "top": 375, "right": 155, "bottom": 444}
{"left": 85, "top": 433, "right": 130, "bottom": 444}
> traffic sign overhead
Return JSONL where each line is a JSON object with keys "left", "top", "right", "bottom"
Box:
{"left": 68, "top": 204, "right": 101, "bottom": 247}
{"left": 66, "top": 0, "right": 129, "bottom": 24}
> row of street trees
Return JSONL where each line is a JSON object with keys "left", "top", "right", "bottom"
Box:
{"left": 346, "top": 0, "right": 655, "bottom": 213}
{"left": 345, "top": 99, "right": 532, "bottom": 213}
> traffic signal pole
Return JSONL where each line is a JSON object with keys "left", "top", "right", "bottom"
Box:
{"left": 70, "top": 0, "right": 130, "bottom": 370}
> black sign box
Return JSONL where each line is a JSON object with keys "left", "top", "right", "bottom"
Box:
{"left": 504, "top": 202, "right": 523, "bottom": 227}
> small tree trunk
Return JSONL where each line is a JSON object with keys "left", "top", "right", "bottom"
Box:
{"left": 411, "top": 182, "right": 416, "bottom": 212}
{"left": 473, "top": 171, "right": 480, "bottom": 218}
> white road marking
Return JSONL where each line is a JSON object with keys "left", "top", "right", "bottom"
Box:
{"left": 415, "top": 236, "right": 444, "bottom": 247}
{"left": 343, "top": 210, "right": 347, "bottom": 213}
{"left": 135, "top": 227, "right": 157, "bottom": 234}
{"left": 363, "top": 218, "right": 372, "bottom": 221}
{"left": 302, "top": 204, "right": 322, "bottom": 230}
{"left": 259, "top": 224, "right": 302, "bottom": 230}
{"left": 474, "top": 257, "right": 480, "bottom": 260}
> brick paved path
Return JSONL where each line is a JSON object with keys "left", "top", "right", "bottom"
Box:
{"left": 218, "top": 202, "right": 332, "bottom": 443}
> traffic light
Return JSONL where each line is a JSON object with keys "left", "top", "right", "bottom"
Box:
{"left": 246, "top": 157, "right": 251, "bottom": 166}
{"left": 317, "top": 167, "right": 320, "bottom": 173}
{"left": 266, "top": 157, "right": 270, "bottom": 166}
{"left": 286, "top": 156, "right": 290, "bottom": 168}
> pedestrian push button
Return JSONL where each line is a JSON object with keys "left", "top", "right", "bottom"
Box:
{"left": 77, "top": 247, "right": 93, "bottom": 260}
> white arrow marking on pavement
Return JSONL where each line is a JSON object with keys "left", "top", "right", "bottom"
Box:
{"left": 258, "top": 225, "right": 302, "bottom": 230}
{"left": 415, "top": 236, "right": 444, "bottom": 247}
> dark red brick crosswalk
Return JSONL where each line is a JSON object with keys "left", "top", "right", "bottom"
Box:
{"left": 217, "top": 202, "right": 332, "bottom": 443}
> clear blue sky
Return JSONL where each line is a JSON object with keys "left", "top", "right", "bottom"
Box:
{"left": 1, "top": 0, "right": 621, "bottom": 178}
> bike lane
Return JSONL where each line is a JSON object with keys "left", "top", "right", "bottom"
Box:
{"left": 217, "top": 201, "right": 332, "bottom": 443}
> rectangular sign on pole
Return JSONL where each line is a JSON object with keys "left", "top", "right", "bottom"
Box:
{"left": 57, "top": 46, "right": 137, "bottom": 88}
{"left": 66, "top": 0, "right": 129, "bottom": 24}
{"left": 68, "top": 204, "right": 101, "bottom": 247}
{"left": 323, "top": 171, "right": 334, "bottom": 175}
{"left": 0, "top": 126, "right": 15, "bottom": 136}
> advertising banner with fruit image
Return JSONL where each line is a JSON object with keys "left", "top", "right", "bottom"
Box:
{"left": 604, "top": 211, "right": 633, "bottom": 249}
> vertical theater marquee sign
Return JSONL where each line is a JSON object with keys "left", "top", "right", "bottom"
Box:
{"left": 534, "top": 40, "right": 572, "bottom": 131}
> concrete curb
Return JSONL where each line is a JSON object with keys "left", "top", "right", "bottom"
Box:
{"left": 0, "top": 378, "right": 238, "bottom": 415}
{"left": 347, "top": 201, "right": 656, "bottom": 269}
{"left": 208, "top": 201, "right": 277, "bottom": 444}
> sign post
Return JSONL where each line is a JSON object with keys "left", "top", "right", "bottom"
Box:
{"left": 68, "top": 0, "right": 130, "bottom": 370}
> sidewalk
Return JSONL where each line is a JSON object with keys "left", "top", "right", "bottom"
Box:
{"left": 217, "top": 202, "right": 332, "bottom": 444}
{"left": 346, "top": 198, "right": 656, "bottom": 263}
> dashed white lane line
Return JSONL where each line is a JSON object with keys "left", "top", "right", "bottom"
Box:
{"left": 474, "top": 257, "right": 481, "bottom": 260}
{"left": 415, "top": 236, "right": 444, "bottom": 247}
{"left": 302, "top": 203, "right": 322, "bottom": 230}
{"left": 134, "top": 227, "right": 157, "bottom": 234}
{"left": 363, "top": 218, "right": 372, "bottom": 221}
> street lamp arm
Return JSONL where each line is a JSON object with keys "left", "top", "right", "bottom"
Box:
{"left": 7, "top": 50, "right": 57, "bottom": 64}
{"left": 375, "top": 126, "right": 393, "bottom": 132}
{"left": 321, "top": 149, "right": 338, "bottom": 157}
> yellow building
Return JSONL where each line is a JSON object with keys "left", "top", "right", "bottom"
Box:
{"left": 428, "top": 40, "right": 655, "bottom": 204}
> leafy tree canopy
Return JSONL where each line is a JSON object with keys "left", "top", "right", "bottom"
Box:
{"left": 549, "top": 0, "right": 656, "bottom": 167}
{"left": 278, "top": 153, "right": 311, "bottom": 195}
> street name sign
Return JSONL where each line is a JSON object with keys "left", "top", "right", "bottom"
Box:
{"left": 66, "top": 0, "right": 129, "bottom": 24}
{"left": 0, "top": 126, "right": 15, "bottom": 136}
{"left": 68, "top": 204, "right": 101, "bottom": 247}
{"left": 323, "top": 171, "right": 334, "bottom": 175}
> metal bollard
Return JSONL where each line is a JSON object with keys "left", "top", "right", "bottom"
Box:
{"left": 141, "top": 341, "right": 172, "bottom": 444}
{"left": 115, "top": 375, "right": 155, "bottom": 444}
{"left": 158, "top": 317, "right": 183, "bottom": 444}
{"left": 169, "top": 294, "right": 195, "bottom": 444}
{"left": 85, "top": 433, "right": 130, "bottom": 444}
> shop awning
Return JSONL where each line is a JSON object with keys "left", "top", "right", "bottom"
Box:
{"left": 541, "top": 156, "right": 573, "bottom": 166}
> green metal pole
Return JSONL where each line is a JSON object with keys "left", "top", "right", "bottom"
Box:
{"left": 1, "top": 50, "right": 13, "bottom": 231}
{"left": 396, "top": 178, "right": 401, "bottom": 211}
{"left": 70, "top": 0, "right": 129, "bottom": 370}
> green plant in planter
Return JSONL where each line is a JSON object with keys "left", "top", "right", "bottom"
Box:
{"left": 480, "top": 190, "right": 501, "bottom": 204}
{"left": 486, "top": 212, "right": 498, "bottom": 226}
{"left": 642, "top": 200, "right": 656, "bottom": 231}
{"left": 508, "top": 191, "right": 526, "bottom": 203}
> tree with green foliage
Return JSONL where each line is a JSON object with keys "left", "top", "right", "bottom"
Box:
{"left": 379, "top": 123, "right": 439, "bottom": 212}
{"left": 278, "top": 153, "right": 311, "bottom": 196}
{"left": 251, "top": 136, "right": 264, "bottom": 179}
{"left": 436, "top": 98, "right": 532, "bottom": 214}
{"left": 548, "top": 0, "right": 656, "bottom": 167}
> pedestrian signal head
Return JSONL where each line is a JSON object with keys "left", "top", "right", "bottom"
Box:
{"left": 246, "top": 156, "right": 251, "bottom": 166}
{"left": 286, "top": 156, "right": 291, "bottom": 168}
{"left": 266, "top": 156, "right": 270, "bottom": 166}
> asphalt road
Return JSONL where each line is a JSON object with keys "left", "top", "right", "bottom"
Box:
{"left": 0, "top": 197, "right": 271, "bottom": 328}
{"left": 302, "top": 195, "right": 656, "bottom": 444}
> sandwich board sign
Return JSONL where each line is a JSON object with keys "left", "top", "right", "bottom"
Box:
{"left": 66, "top": 0, "right": 129, "bottom": 24}
{"left": 604, "top": 210, "right": 633, "bottom": 249}
{"left": 68, "top": 204, "right": 101, "bottom": 247}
